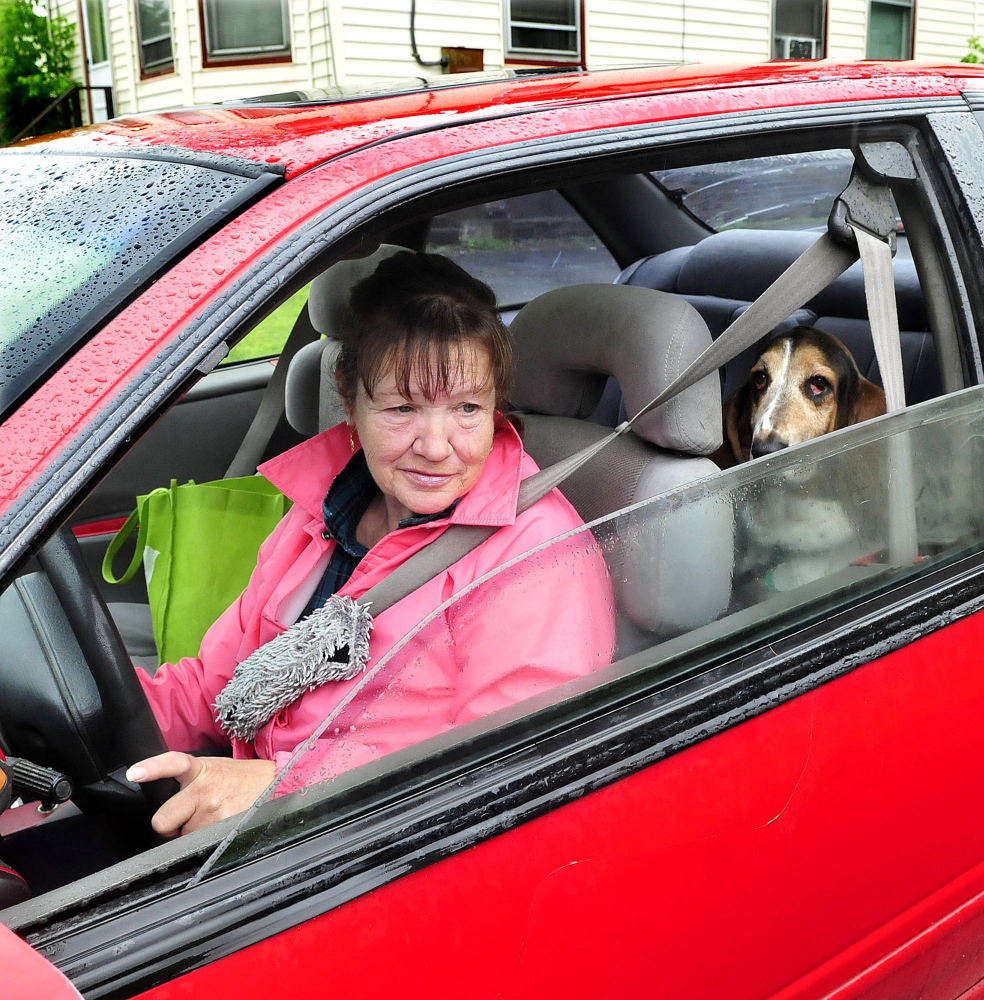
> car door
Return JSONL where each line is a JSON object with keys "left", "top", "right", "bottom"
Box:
{"left": 6, "top": 70, "right": 984, "bottom": 1000}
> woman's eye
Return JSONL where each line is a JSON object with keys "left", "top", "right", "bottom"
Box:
{"left": 752, "top": 370, "right": 768, "bottom": 391}
{"left": 806, "top": 376, "right": 830, "bottom": 399}
{"left": 460, "top": 403, "right": 479, "bottom": 414}
{"left": 394, "top": 404, "right": 414, "bottom": 414}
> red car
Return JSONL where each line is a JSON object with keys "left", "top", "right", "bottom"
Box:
{"left": 4, "top": 59, "right": 984, "bottom": 999}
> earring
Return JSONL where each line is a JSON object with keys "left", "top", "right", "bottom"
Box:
{"left": 349, "top": 426, "right": 356, "bottom": 453}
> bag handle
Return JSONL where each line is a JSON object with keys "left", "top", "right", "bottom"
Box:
{"left": 101, "top": 509, "right": 146, "bottom": 585}
{"left": 361, "top": 153, "right": 908, "bottom": 616}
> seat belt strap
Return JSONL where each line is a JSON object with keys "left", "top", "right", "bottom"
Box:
{"left": 853, "top": 225, "right": 906, "bottom": 412}
{"left": 224, "top": 301, "right": 321, "bottom": 479}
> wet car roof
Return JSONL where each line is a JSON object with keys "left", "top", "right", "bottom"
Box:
{"left": 20, "top": 60, "right": 984, "bottom": 179}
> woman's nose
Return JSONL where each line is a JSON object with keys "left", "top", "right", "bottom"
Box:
{"left": 412, "top": 414, "right": 453, "bottom": 462}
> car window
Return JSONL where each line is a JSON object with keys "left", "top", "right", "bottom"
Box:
{"left": 426, "top": 190, "right": 620, "bottom": 307}
{"left": 223, "top": 286, "right": 310, "bottom": 364}
{"left": 204, "top": 383, "right": 984, "bottom": 874}
{"left": 652, "top": 150, "right": 856, "bottom": 232}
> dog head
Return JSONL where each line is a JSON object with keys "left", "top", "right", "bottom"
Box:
{"left": 724, "top": 326, "right": 887, "bottom": 464}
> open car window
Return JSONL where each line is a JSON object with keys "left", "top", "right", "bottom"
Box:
{"left": 202, "top": 383, "right": 984, "bottom": 875}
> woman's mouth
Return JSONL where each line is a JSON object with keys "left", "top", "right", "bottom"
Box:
{"left": 403, "top": 470, "right": 453, "bottom": 488}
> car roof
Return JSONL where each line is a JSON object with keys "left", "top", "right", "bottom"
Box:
{"left": 15, "top": 59, "right": 984, "bottom": 178}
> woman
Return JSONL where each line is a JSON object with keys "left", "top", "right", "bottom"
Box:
{"left": 128, "top": 252, "right": 616, "bottom": 836}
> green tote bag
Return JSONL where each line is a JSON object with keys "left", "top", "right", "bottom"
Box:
{"left": 102, "top": 476, "right": 293, "bottom": 666}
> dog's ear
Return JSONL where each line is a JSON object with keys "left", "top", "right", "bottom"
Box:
{"left": 851, "top": 376, "right": 887, "bottom": 424}
{"left": 723, "top": 384, "right": 753, "bottom": 464}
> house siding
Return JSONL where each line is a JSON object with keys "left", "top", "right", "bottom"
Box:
{"left": 54, "top": 0, "right": 981, "bottom": 116}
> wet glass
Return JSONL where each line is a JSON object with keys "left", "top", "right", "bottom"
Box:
{"left": 653, "top": 150, "right": 856, "bottom": 232}
{"left": 427, "top": 190, "right": 620, "bottom": 307}
{"left": 0, "top": 151, "right": 261, "bottom": 415}
{"left": 198, "top": 385, "right": 984, "bottom": 877}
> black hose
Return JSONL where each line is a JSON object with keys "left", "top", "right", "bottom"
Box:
{"left": 410, "top": 0, "right": 447, "bottom": 68}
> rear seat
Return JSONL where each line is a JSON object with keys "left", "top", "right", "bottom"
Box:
{"left": 616, "top": 229, "right": 942, "bottom": 403}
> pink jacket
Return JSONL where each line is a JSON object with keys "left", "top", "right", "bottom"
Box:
{"left": 139, "top": 420, "right": 615, "bottom": 794}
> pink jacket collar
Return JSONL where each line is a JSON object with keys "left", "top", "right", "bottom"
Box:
{"left": 258, "top": 419, "right": 527, "bottom": 529}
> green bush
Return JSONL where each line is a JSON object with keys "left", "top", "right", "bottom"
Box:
{"left": 0, "top": 0, "right": 76, "bottom": 144}
{"left": 962, "top": 36, "right": 984, "bottom": 63}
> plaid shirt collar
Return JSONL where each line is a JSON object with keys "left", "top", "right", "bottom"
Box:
{"left": 322, "top": 450, "right": 461, "bottom": 557}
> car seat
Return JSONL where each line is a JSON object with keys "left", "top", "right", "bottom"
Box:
{"left": 617, "top": 229, "right": 941, "bottom": 403}
{"left": 509, "top": 284, "right": 732, "bottom": 642}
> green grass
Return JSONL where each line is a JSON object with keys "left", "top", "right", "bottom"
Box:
{"left": 223, "top": 287, "right": 311, "bottom": 364}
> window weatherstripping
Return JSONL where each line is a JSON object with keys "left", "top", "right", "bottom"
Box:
{"left": 773, "top": 0, "right": 826, "bottom": 59}
{"left": 136, "top": 0, "right": 174, "bottom": 73}
{"left": 505, "top": 0, "right": 580, "bottom": 60}
{"left": 202, "top": 0, "right": 291, "bottom": 61}
{"left": 867, "top": 0, "right": 913, "bottom": 60}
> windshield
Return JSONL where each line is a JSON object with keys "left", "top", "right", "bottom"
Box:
{"left": 0, "top": 150, "right": 279, "bottom": 417}
{"left": 195, "top": 385, "right": 984, "bottom": 880}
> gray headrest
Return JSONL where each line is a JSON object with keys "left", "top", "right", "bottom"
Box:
{"left": 285, "top": 339, "right": 344, "bottom": 435}
{"left": 286, "top": 244, "right": 405, "bottom": 435}
{"left": 307, "top": 243, "right": 405, "bottom": 336}
{"left": 510, "top": 284, "right": 721, "bottom": 455}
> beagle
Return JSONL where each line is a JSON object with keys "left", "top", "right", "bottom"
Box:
{"left": 717, "top": 326, "right": 887, "bottom": 467}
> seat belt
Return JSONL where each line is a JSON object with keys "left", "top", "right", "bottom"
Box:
{"left": 224, "top": 301, "right": 321, "bottom": 479}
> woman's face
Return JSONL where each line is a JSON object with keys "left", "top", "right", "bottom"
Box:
{"left": 349, "top": 340, "right": 497, "bottom": 522}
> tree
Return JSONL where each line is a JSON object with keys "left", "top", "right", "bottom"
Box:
{"left": 0, "top": 0, "right": 76, "bottom": 144}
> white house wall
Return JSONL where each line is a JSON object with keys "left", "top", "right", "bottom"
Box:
{"left": 55, "top": 0, "right": 984, "bottom": 116}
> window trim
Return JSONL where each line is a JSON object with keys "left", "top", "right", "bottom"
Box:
{"left": 199, "top": 0, "right": 293, "bottom": 68}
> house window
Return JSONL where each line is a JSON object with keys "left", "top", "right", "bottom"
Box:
{"left": 136, "top": 0, "right": 174, "bottom": 73}
{"left": 202, "top": 0, "right": 291, "bottom": 61}
{"left": 773, "top": 0, "right": 825, "bottom": 59}
{"left": 84, "top": 0, "right": 109, "bottom": 66}
{"left": 867, "top": 0, "right": 913, "bottom": 59}
{"left": 506, "top": 0, "right": 580, "bottom": 60}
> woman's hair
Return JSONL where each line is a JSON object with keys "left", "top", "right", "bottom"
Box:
{"left": 336, "top": 251, "right": 512, "bottom": 411}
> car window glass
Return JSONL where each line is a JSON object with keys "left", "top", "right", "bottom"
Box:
{"left": 426, "top": 191, "right": 620, "bottom": 307}
{"left": 0, "top": 151, "right": 273, "bottom": 416}
{"left": 223, "top": 286, "right": 310, "bottom": 364}
{"left": 203, "top": 385, "right": 984, "bottom": 875}
{"left": 652, "top": 150, "right": 856, "bottom": 232}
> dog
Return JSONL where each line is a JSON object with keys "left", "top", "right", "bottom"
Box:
{"left": 715, "top": 326, "right": 889, "bottom": 597}
{"left": 715, "top": 326, "right": 886, "bottom": 469}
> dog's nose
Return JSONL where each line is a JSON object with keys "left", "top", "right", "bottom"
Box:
{"left": 750, "top": 436, "right": 788, "bottom": 459}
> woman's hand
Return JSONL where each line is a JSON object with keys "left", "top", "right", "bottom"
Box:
{"left": 126, "top": 752, "right": 276, "bottom": 837}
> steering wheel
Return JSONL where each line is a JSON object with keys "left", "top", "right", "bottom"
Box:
{"left": 0, "top": 526, "right": 177, "bottom": 824}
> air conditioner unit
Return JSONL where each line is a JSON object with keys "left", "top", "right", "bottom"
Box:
{"left": 776, "top": 35, "right": 819, "bottom": 59}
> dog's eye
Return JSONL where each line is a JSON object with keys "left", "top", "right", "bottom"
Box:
{"left": 752, "top": 370, "right": 768, "bottom": 391}
{"left": 806, "top": 376, "right": 831, "bottom": 399}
